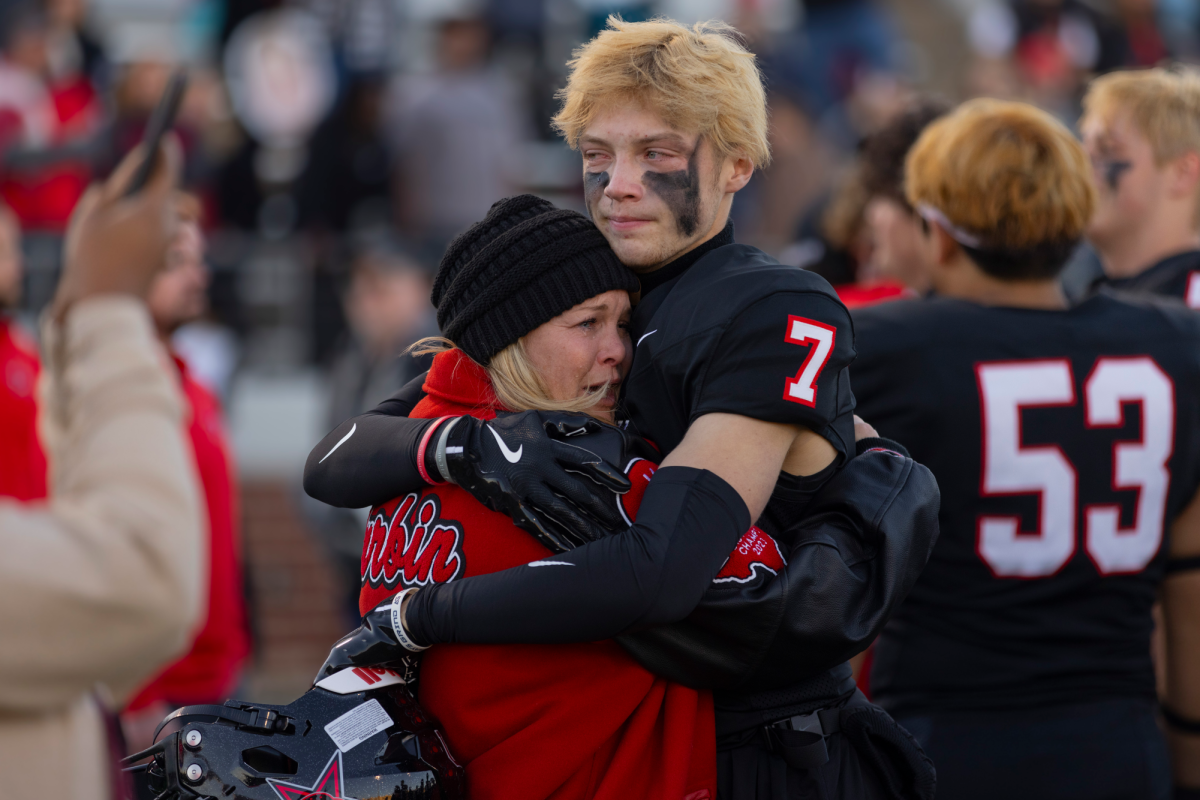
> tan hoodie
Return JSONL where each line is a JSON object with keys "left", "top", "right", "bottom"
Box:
{"left": 0, "top": 297, "right": 203, "bottom": 800}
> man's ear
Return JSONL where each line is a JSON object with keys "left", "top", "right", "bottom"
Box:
{"left": 1170, "top": 151, "right": 1200, "bottom": 200}
{"left": 930, "top": 223, "right": 961, "bottom": 266}
{"left": 722, "top": 152, "right": 754, "bottom": 194}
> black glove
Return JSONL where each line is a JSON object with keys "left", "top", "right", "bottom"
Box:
{"left": 315, "top": 600, "right": 418, "bottom": 683}
{"left": 441, "top": 411, "right": 640, "bottom": 552}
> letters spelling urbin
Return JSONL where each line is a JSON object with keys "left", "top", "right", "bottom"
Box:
{"left": 361, "top": 492, "right": 466, "bottom": 591}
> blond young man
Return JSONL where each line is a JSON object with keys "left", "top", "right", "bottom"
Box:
{"left": 852, "top": 99, "right": 1200, "bottom": 800}
{"left": 1081, "top": 67, "right": 1200, "bottom": 304}
{"left": 307, "top": 17, "right": 940, "bottom": 800}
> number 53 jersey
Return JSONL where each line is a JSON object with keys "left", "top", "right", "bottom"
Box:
{"left": 851, "top": 292, "right": 1200, "bottom": 715}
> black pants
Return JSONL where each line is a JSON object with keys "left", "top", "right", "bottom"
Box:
{"left": 895, "top": 698, "right": 1171, "bottom": 800}
{"left": 718, "top": 693, "right": 935, "bottom": 800}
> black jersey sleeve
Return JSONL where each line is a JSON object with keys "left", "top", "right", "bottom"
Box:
{"left": 404, "top": 466, "right": 751, "bottom": 644}
{"left": 302, "top": 372, "right": 433, "bottom": 509}
{"left": 616, "top": 443, "right": 941, "bottom": 690}
{"left": 693, "top": 291, "right": 857, "bottom": 455}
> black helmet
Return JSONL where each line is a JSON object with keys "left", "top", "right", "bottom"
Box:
{"left": 124, "top": 666, "right": 466, "bottom": 799}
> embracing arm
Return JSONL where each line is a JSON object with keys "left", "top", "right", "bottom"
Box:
{"left": 303, "top": 372, "right": 434, "bottom": 509}
{"left": 1163, "top": 486, "right": 1200, "bottom": 791}
{"left": 402, "top": 413, "right": 829, "bottom": 645}
{"left": 617, "top": 437, "right": 941, "bottom": 690}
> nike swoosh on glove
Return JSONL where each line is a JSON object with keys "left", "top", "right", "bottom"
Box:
{"left": 443, "top": 411, "right": 636, "bottom": 553}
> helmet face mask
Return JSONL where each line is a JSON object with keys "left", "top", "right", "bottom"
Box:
{"left": 126, "top": 669, "right": 465, "bottom": 800}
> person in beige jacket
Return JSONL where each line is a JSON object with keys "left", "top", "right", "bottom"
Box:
{"left": 0, "top": 138, "right": 204, "bottom": 800}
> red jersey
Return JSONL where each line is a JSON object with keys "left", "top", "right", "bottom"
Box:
{"left": 360, "top": 349, "right": 717, "bottom": 800}
{"left": 127, "top": 356, "right": 250, "bottom": 709}
{"left": 0, "top": 316, "right": 46, "bottom": 501}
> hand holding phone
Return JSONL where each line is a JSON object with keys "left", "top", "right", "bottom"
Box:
{"left": 123, "top": 69, "right": 188, "bottom": 198}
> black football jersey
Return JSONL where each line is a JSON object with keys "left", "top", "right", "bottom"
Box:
{"left": 623, "top": 243, "right": 857, "bottom": 460}
{"left": 852, "top": 293, "right": 1200, "bottom": 714}
{"left": 1091, "top": 249, "right": 1200, "bottom": 308}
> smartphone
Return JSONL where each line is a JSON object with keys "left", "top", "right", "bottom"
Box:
{"left": 123, "top": 69, "right": 188, "bottom": 197}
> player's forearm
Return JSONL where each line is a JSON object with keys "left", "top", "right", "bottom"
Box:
{"left": 0, "top": 299, "right": 202, "bottom": 711}
{"left": 304, "top": 373, "right": 434, "bottom": 508}
{"left": 405, "top": 466, "right": 749, "bottom": 644}
{"left": 304, "top": 413, "right": 438, "bottom": 508}
{"left": 663, "top": 412, "right": 804, "bottom": 522}
{"left": 619, "top": 441, "right": 939, "bottom": 690}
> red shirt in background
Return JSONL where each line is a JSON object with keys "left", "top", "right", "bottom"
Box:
{"left": 360, "top": 349, "right": 717, "bottom": 800}
{"left": 0, "top": 316, "right": 46, "bottom": 501}
{"left": 127, "top": 356, "right": 250, "bottom": 709}
{"left": 835, "top": 280, "right": 910, "bottom": 310}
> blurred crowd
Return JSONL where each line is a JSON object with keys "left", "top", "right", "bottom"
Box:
{"left": 0, "top": 0, "right": 1198, "bottom": 792}
{"left": 2, "top": 0, "right": 1197, "bottom": 373}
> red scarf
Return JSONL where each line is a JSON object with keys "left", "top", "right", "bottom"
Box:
{"left": 360, "top": 348, "right": 716, "bottom": 800}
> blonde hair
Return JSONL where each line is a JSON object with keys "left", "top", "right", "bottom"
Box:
{"left": 1082, "top": 66, "right": 1200, "bottom": 165}
{"left": 552, "top": 16, "right": 770, "bottom": 168}
{"left": 906, "top": 98, "right": 1094, "bottom": 254}
{"left": 408, "top": 338, "right": 609, "bottom": 416}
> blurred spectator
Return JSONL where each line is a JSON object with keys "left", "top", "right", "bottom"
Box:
{"left": 857, "top": 98, "right": 952, "bottom": 298}
{"left": 0, "top": 203, "right": 45, "bottom": 500}
{"left": 309, "top": 238, "right": 435, "bottom": 623}
{"left": 45, "top": 0, "right": 107, "bottom": 89}
{"left": 386, "top": 15, "right": 526, "bottom": 260}
{"left": 0, "top": 142, "right": 201, "bottom": 800}
{"left": 0, "top": 0, "right": 99, "bottom": 231}
{"left": 297, "top": 75, "right": 392, "bottom": 233}
{"left": 120, "top": 195, "right": 251, "bottom": 755}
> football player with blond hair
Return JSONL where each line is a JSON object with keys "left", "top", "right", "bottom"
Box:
{"left": 307, "top": 16, "right": 940, "bottom": 800}
{"left": 1081, "top": 66, "right": 1200, "bottom": 304}
{"left": 853, "top": 98, "right": 1200, "bottom": 800}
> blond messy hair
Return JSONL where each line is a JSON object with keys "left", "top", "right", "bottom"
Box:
{"left": 1082, "top": 66, "right": 1200, "bottom": 165}
{"left": 906, "top": 99, "right": 1094, "bottom": 255}
{"left": 552, "top": 16, "right": 770, "bottom": 168}
{"left": 408, "top": 338, "right": 609, "bottom": 417}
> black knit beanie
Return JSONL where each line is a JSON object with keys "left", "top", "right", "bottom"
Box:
{"left": 432, "top": 195, "right": 639, "bottom": 365}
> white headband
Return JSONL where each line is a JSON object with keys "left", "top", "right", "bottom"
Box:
{"left": 916, "top": 203, "right": 983, "bottom": 249}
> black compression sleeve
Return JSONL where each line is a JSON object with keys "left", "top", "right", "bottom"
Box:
{"left": 303, "top": 372, "right": 437, "bottom": 509}
{"left": 405, "top": 466, "right": 750, "bottom": 645}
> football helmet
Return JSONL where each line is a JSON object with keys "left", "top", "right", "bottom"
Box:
{"left": 124, "top": 666, "right": 466, "bottom": 799}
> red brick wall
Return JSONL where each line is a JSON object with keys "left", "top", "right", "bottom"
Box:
{"left": 240, "top": 480, "right": 347, "bottom": 703}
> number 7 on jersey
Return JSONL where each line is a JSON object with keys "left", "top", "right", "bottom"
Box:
{"left": 783, "top": 315, "right": 836, "bottom": 407}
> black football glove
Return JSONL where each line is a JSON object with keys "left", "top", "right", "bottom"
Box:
{"left": 315, "top": 600, "right": 418, "bottom": 683}
{"left": 440, "top": 411, "right": 639, "bottom": 552}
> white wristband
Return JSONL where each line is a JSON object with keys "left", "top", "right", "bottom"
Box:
{"left": 390, "top": 589, "right": 430, "bottom": 653}
{"left": 434, "top": 416, "right": 462, "bottom": 484}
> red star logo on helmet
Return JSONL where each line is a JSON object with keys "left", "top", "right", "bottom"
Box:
{"left": 268, "top": 751, "right": 349, "bottom": 800}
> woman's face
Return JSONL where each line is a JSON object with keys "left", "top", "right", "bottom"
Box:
{"left": 523, "top": 289, "right": 633, "bottom": 422}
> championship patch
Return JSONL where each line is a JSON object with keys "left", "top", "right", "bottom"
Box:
{"left": 714, "top": 526, "right": 787, "bottom": 584}
{"left": 361, "top": 492, "right": 465, "bottom": 592}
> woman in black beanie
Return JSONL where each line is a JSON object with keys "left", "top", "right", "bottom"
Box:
{"left": 345, "top": 196, "right": 721, "bottom": 800}
{"left": 418, "top": 193, "right": 640, "bottom": 420}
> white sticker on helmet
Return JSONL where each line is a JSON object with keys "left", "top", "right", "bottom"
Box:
{"left": 324, "top": 699, "right": 393, "bottom": 753}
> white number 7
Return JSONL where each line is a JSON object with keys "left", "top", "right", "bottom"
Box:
{"left": 976, "top": 357, "right": 1174, "bottom": 578}
{"left": 784, "top": 315, "right": 836, "bottom": 407}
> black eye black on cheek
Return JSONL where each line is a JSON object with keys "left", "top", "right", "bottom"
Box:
{"left": 584, "top": 171, "right": 610, "bottom": 210}
{"left": 642, "top": 148, "right": 701, "bottom": 237}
